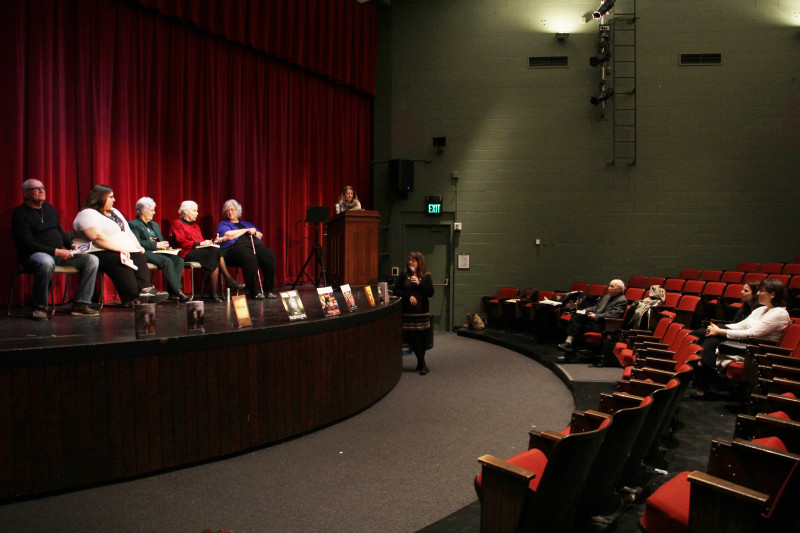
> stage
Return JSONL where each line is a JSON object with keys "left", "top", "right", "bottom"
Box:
{"left": 0, "top": 286, "right": 403, "bottom": 500}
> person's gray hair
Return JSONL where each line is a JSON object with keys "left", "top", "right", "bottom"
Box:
{"left": 21, "top": 179, "right": 40, "bottom": 191}
{"left": 21, "top": 179, "right": 43, "bottom": 198}
{"left": 135, "top": 197, "right": 156, "bottom": 215}
{"left": 178, "top": 200, "right": 198, "bottom": 217}
{"left": 610, "top": 279, "right": 626, "bottom": 291}
{"left": 222, "top": 199, "right": 243, "bottom": 219}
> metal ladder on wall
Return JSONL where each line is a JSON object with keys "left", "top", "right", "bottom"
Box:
{"left": 612, "top": 0, "right": 637, "bottom": 165}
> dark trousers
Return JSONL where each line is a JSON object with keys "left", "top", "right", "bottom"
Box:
{"left": 144, "top": 251, "right": 185, "bottom": 293}
{"left": 94, "top": 250, "right": 151, "bottom": 303}
{"left": 566, "top": 313, "right": 603, "bottom": 339}
{"left": 696, "top": 334, "right": 726, "bottom": 391}
{"left": 223, "top": 244, "right": 275, "bottom": 296}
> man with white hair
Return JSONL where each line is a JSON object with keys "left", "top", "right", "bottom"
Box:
{"left": 11, "top": 179, "right": 100, "bottom": 320}
{"left": 557, "top": 279, "right": 627, "bottom": 363}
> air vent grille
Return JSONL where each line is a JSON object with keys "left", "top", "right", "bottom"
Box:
{"left": 528, "top": 56, "right": 568, "bottom": 68}
{"left": 680, "top": 53, "right": 722, "bottom": 65}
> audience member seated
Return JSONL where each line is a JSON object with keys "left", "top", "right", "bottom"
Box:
{"left": 217, "top": 199, "right": 277, "bottom": 299}
{"left": 11, "top": 179, "right": 100, "bottom": 319}
{"left": 693, "top": 278, "right": 791, "bottom": 400}
{"left": 128, "top": 197, "right": 189, "bottom": 303}
{"left": 72, "top": 184, "right": 168, "bottom": 306}
{"left": 172, "top": 200, "right": 244, "bottom": 303}
{"left": 557, "top": 279, "right": 627, "bottom": 363}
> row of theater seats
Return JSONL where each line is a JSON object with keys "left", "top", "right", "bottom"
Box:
{"left": 474, "top": 312, "right": 800, "bottom": 531}
{"left": 474, "top": 319, "right": 698, "bottom": 531}
{"left": 639, "top": 330, "right": 800, "bottom": 533}
{"left": 481, "top": 261, "right": 800, "bottom": 337}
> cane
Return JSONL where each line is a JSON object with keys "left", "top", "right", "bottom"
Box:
{"left": 250, "top": 233, "right": 264, "bottom": 295}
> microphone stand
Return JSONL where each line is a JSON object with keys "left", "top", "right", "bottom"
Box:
{"left": 291, "top": 220, "right": 327, "bottom": 289}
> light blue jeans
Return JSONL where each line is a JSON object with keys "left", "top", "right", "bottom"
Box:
{"left": 24, "top": 252, "right": 100, "bottom": 309}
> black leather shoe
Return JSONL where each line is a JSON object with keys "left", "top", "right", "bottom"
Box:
{"left": 173, "top": 291, "right": 190, "bottom": 304}
{"left": 557, "top": 354, "right": 575, "bottom": 364}
{"left": 419, "top": 366, "right": 429, "bottom": 375}
{"left": 557, "top": 342, "right": 573, "bottom": 352}
{"left": 227, "top": 279, "right": 246, "bottom": 290}
{"left": 212, "top": 294, "right": 224, "bottom": 303}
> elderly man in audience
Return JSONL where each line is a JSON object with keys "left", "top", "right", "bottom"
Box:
{"left": 11, "top": 179, "right": 100, "bottom": 320}
{"left": 557, "top": 279, "right": 627, "bottom": 363}
{"left": 129, "top": 197, "right": 189, "bottom": 303}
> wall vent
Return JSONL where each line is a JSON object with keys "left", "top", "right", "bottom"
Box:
{"left": 528, "top": 56, "right": 568, "bottom": 68}
{"left": 680, "top": 53, "right": 722, "bottom": 65}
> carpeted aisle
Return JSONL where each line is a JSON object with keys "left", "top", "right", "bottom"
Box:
{"left": 0, "top": 332, "right": 575, "bottom": 533}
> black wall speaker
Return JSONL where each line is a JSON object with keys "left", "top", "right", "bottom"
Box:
{"left": 388, "top": 159, "right": 414, "bottom": 194}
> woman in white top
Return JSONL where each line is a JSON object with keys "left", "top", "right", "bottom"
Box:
{"left": 694, "top": 278, "right": 791, "bottom": 399}
{"left": 73, "top": 185, "right": 167, "bottom": 305}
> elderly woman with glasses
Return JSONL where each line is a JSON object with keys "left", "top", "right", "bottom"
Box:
{"left": 172, "top": 200, "right": 244, "bottom": 303}
{"left": 216, "top": 199, "right": 277, "bottom": 299}
{"left": 128, "top": 197, "right": 189, "bottom": 303}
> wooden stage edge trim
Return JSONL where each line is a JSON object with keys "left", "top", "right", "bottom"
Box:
{"left": 0, "top": 301, "right": 403, "bottom": 500}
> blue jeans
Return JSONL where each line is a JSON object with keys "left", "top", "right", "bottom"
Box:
{"left": 24, "top": 252, "right": 100, "bottom": 309}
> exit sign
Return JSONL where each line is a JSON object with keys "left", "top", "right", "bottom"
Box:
{"left": 425, "top": 196, "right": 443, "bottom": 215}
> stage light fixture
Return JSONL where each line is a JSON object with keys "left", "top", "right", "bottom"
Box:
{"left": 589, "top": 42, "right": 610, "bottom": 66}
{"left": 593, "top": 0, "right": 615, "bottom": 19}
{"left": 590, "top": 83, "right": 614, "bottom": 105}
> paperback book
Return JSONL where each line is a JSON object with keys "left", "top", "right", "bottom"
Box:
{"left": 317, "top": 286, "right": 341, "bottom": 316}
{"left": 280, "top": 290, "right": 307, "bottom": 321}
{"left": 340, "top": 284, "right": 357, "bottom": 311}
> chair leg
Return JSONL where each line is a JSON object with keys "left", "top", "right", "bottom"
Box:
{"left": 7, "top": 270, "right": 18, "bottom": 317}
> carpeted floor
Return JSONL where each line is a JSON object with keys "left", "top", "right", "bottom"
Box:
{"left": 0, "top": 330, "right": 740, "bottom": 533}
{"left": 0, "top": 332, "right": 575, "bottom": 533}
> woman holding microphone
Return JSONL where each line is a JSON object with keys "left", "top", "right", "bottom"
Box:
{"left": 393, "top": 251, "right": 435, "bottom": 375}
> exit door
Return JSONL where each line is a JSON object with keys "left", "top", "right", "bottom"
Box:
{"left": 403, "top": 224, "right": 451, "bottom": 331}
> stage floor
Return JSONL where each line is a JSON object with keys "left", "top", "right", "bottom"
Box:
{"left": 1, "top": 284, "right": 385, "bottom": 355}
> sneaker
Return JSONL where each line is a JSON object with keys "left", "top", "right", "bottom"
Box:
{"left": 139, "top": 287, "right": 170, "bottom": 304}
{"left": 266, "top": 292, "right": 278, "bottom": 299}
{"left": 556, "top": 342, "right": 573, "bottom": 352}
{"left": 254, "top": 293, "right": 266, "bottom": 300}
{"left": 71, "top": 302, "right": 100, "bottom": 316}
{"left": 32, "top": 307, "right": 49, "bottom": 320}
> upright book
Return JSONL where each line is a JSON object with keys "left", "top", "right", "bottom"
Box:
{"left": 317, "top": 286, "right": 341, "bottom": 316}
{"left": 280, "top": 290, "right": 307, "bottom": 321}
{"left": 340, "top": 284, "right": 358, "bottom": 311}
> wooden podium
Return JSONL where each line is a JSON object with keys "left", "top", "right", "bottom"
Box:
{"left": 326, "top": 210, "right": 380, "bottom": 287}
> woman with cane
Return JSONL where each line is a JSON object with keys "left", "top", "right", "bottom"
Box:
{"left": 216, "top": 199, "right": 277, "bottom": 299}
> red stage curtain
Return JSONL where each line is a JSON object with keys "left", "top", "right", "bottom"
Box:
{"left": 137, "top": 0, "right": 378, "bottom": 95}
{"left": 0, "top": 0, "right": 374, "bottom": 305}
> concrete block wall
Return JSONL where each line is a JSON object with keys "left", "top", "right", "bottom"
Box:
{"left": 371, "top": 0, "right": 800, "bottom": 328}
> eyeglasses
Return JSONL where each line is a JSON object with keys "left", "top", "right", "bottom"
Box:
{"left": 25, "top": 187, "right": 46, "bottom": 192}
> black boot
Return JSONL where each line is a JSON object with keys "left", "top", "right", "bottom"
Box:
{"left": 418, "top": 353, "right": 429, "bottom": 375}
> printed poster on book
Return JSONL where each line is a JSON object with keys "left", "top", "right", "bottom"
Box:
{"left": 280, "top": 290, "right": 307, "bottom": 321}
{"left": 340, "top": 284, "right": 358, "bottom": 312}
{"left": 317, "top": 286, "right": 341, "bottom": 316}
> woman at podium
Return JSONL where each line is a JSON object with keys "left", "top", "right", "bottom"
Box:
{"left": 393, "top": 251, "right": 435, "bottom": 375}
{"left": 335, "top": 185, "right": 361, "bottom": 214}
